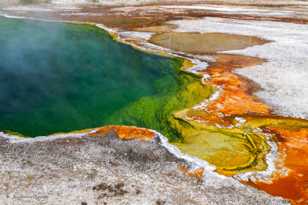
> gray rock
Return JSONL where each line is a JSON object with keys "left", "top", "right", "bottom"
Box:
{"left": 0, "top": 132, "right": 289, "bottom": 205}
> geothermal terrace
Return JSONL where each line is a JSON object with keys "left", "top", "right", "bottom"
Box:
{"left": 0, "top": 0, "right": 307, "bottom": 204}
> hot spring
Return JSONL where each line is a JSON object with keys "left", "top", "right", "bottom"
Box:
{"left": 0, "top": 17, "right": 205, "bottom": 138}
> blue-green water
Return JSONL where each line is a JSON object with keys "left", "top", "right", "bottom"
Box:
{"left": 0, "top": 17, "right": 207, "bottom": 138}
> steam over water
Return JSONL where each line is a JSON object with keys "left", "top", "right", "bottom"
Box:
{"left": 0, "top": 17, "right": 183, "bottom": 137}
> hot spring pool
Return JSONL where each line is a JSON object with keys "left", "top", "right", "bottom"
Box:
{"left": 0, "top": 17, "right": 205, "bottom": 137}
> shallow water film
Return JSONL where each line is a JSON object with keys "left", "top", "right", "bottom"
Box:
{"left": 0, "top": 17, "right": 197, "bottom": 137}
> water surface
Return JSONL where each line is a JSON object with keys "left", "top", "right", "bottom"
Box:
{"left": 0, "top": 17, "right": 194, "bottom": 137}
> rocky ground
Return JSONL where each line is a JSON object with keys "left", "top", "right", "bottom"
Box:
{"left": 0, "top": 129, "right": 288, "bottom": 205}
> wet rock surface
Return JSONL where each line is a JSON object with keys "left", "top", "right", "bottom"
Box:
{"left": 0, "top": 132, "right": 288, "bottom": 205}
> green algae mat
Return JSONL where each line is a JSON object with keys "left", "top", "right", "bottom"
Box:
{"left": 0, "top": 17, "right": 270, "bottom": 175}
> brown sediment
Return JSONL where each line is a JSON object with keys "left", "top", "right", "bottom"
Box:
{"left": 3, "top": 2, "right": 308, "bottom": 36}
{"left": 143, "top": 0, "right": 308, "bottom": 8}
{"left": 89, "top": 125, "right": 155, "bottom": 141}
{"left": 133, "top": 23, "right": 178, "bottom": 33}
{"left": 179, "top": 164, "right": 205, "bottom": 181}
{"left": 184, "top": 11, "right": 308, "bottom": 25}
{"left": 208, "top": 54, "right": 266, "bottom": 72}
{"left": 63, "top": 15, "right": 167, "bottom": 30}
{"left": 149, "top": 32, "right": 270, "bottom": 54}
{"left": 74, "top": 4, "right": 308, "bottom": 26}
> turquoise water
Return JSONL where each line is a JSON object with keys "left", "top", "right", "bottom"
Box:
{"left": 0, "top": 17, "right": 189, "bottom": 137}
